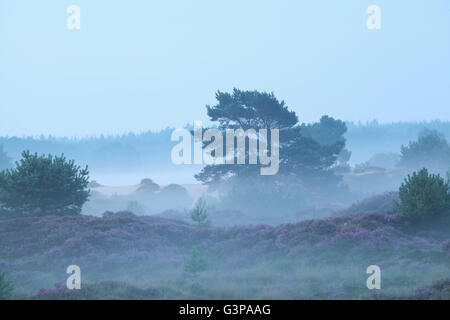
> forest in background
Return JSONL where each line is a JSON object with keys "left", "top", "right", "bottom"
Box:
{"left": 2, "top": 120, "right": 450, "bottom": 174}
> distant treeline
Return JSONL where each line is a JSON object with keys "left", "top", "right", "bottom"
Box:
{"left": 1, "top": 120, "right": 450, "bottom": 170}
{"left": 345, "top": 120, "right": 450, "bottom": 164}
{"left": 0, "top": 129, "right": 176, "bottom": 172}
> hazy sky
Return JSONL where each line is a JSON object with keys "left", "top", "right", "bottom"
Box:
{"left": 1, "top": 0, "right": 449, "bottom": 137}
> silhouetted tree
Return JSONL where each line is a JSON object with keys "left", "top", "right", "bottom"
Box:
{"left": 206, "top": 89, "right": 298, "bottom": 131}
{"left": 195, "top": 89, "right": 346, "bottom": 188}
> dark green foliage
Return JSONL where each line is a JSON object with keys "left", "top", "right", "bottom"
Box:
{"left": 399, "top": 129, "right": 450, "bottom": 173}
{"left": 206, "top": 88, "right": 298, "bottom": 130}
{"left": 0, "top": 151, "right": 90, "bottom": 217}
{"left": 190, "top": 197, "right": 211, "bottom": 227}
{"left": 397, "top": 168, "right": 450, "bottom": 220}
{"left": 197, "top": 88, "right": 299, "bottom": 184}
{"left": 196, "top": 89, "right": 345, "bottom": 187}
{"left": 300, "top": 115, "right": 347, "bottom": 146}
{"left": 0, "top": 145, "right": 11, "bottom": 171}
{"left": 298, "top": 115, "right": 350, "bottom": 175}
{"left": 0, "top": 271, "right": 13, "bottom": 300}
{"left": 279, "top": 128, "right": 344, "bottom": 179}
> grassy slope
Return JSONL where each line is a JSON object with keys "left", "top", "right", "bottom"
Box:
{"left": 1, "top": 210, "right": 449, "bottom": 299}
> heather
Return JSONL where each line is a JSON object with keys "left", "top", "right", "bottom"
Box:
{"left": 1, "top": 210, "right": 449, "bottom": 299}
{"left": 2, "top": 0, "right": 450, "bottom": 303}
{"left": 408, "top": 279, "right": 450, "bottom": 300}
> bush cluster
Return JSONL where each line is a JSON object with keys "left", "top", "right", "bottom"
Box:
{"left": 0, "top": 151, "right": 90, "bottom": 218}
{"left": 397, "top": 168, "right": 450, "bottom": 220}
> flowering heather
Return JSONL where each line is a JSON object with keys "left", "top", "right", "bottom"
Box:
{"left": 409, "top": 279, "right": 450, "bottom": 300}
{"left": 0, "top": 209, "right": 449, "bottom": 299}
{"left": 31, "top": 281, "right": 177, "bottom": 300}
{"left": 443, "top": 239, "right": 450, "bottom": 255}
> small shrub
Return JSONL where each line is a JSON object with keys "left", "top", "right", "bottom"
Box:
{"left": 0, "top": 271, "right": 14, "bottom": 300}
{"left": 190, "top": 198, "right": 211, "bottom": 227}
{"left": 396, "top": 168, "right": 450, "bottom": 220}
{"left": 183, "top": 248, "right": 208, "bottom": 277}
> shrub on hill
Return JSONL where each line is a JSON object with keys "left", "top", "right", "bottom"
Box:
{"left": 396, "top": 168, "right": 450, "bottom": 220}
{"left": 190, "top": 198, "right": 211, "bottom": 227}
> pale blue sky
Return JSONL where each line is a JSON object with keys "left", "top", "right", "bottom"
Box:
{"left": 1, "top": 0, "right": 449, "bottom": 137}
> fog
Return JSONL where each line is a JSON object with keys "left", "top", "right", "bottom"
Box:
{"left": 0, "top": 119, "right": 449, "bottom": 223}
{"left": 1, "top": 1, "right": 449, "bottom": 301}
